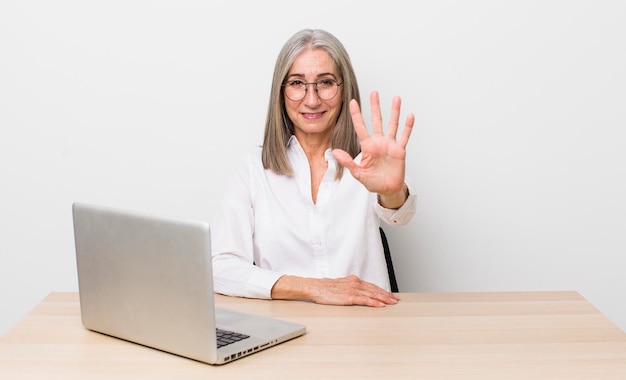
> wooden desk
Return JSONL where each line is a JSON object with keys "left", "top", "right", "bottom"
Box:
{"left": 1, "top": 292, "right": 625, "bottom": 379}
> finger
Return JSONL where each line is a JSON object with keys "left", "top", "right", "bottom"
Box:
{"left": 354, "top": 295, "right": 387, "bottom": 308}
{"left": 349, "top": 99, "right": 370, "bottom": 141}
{"left": 354, "top": 279, "right": 400, "bottom": 304}
{"left": 387, "top": 96, "right": 401, "bottom": 139}
{"left": 367, "top": 285, "right": 400, "bottom": 303}
{"left": 330, "top": 277, "right": 399, "bottom": 307}
{"left": 370, "top": 91, "right": 383, "bottom": 135}
{"left": 331, "top": 149, "right": 359, "bottom": 172}
{"left": 355, "top": 292, "right": 398, "bottom": 307}
{"left": 397, "top": 112, "right": 415, "bottom": 148}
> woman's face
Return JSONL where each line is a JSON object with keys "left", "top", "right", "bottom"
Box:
{"left": 284, "top": 48, "right": 343, "bottom": 143}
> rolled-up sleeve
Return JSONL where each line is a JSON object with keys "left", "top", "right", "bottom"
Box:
{"left": 375, "top": 180, "right": 417, "bottom": 226}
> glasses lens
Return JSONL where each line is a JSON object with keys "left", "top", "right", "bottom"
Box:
{"left": 284, "top": 82, "right": 306, "bottom": 101}
{"left": 317, "top": 80, "right": 338, "bottom": 100}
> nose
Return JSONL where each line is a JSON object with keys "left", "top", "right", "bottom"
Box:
{"left": 303, "top": 83, "right": 322, "bottom": 105}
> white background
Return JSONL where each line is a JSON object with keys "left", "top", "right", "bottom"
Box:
{"left": 1, "top": 0, "right": 625, "bottom": 335}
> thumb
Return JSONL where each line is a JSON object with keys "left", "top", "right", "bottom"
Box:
{"left": 331, "top": 149, "right": 358, "bottom": 171}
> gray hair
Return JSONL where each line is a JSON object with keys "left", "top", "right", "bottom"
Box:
{"left": 261, "top": 29, "right": 361, "bottom": 178}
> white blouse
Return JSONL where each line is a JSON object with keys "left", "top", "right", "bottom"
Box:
{"left": 211, "top": 136, "right": 417, "bottom": 299}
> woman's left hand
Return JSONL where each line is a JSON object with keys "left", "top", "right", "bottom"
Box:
{"left": 332, "top": 91, "right": 415, "bottom": 208}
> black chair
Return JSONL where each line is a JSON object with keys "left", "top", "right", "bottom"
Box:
{"left": 379, "top": 227, "right": 398, "bottom": 292}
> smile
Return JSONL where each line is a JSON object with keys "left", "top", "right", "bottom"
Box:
{"left": 301, "top": 112, "right": 325, "bottom": 119}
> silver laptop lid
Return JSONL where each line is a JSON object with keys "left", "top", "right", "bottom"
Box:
{"left": 73, "top": 202, "right": 219, "bottom": 363}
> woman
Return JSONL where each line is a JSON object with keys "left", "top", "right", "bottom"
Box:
{"left": 211, "top": 29, "right": 416, "bottom": 307}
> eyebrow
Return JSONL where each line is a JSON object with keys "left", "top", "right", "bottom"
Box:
{"left": 285, "top": 72, "right": 338, "bottom": 80}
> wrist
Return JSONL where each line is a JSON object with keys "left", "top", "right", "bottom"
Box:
{"left": 271, "top": 275, "right": 315, "bottom": 301}
{"left": 378, "top": 183, "right": 409, "bottom": 210}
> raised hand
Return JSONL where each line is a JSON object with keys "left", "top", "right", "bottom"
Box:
{"left": 332, "top": 91, "right": 415, "bottom": 205}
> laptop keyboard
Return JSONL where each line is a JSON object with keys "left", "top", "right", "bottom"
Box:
{"left": 216, "top": 328, "right": 250, "bottom": 348}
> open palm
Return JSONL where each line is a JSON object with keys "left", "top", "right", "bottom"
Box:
{"left": 332, "top": 91, "right": 415, "bottom": 196}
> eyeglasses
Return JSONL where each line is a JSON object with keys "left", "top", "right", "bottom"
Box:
{"left": 282, "top": 79, "right": 343, "bottom": 101}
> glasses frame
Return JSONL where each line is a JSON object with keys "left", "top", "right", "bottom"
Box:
{"left": 282, "top": 79, "right": 344, "bottom": 101}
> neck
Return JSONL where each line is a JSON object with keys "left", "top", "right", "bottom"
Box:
{"left": 294, "top": 131, "right": 331, "bottom": 161}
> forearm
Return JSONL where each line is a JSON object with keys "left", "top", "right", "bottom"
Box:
{"left": 212, "top": 253, "right": 283, "bottom": 299}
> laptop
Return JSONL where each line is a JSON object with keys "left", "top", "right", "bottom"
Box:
{"left": 72, "top": 202, "right": 306, "bottom": 365}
